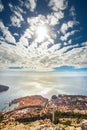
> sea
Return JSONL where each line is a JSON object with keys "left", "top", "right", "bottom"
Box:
{"left": 0, "top": 71, "right": 87, "bottom": 110}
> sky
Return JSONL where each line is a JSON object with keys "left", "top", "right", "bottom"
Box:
{"left": 0, "top": 0, "right": 87, "bottom": 72}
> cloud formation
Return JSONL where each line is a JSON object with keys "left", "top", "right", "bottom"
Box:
{"left": 60, "top": 30, "right": 78, "bottom": 41}
{"left": 48, "top": 0, "right": 67, "bottom": 11}
{"left": 0, "top": 0, "right": 4, "bottom": 12}
{"left": 0, "top": 0, "right": 87, "bottom": 71}
{"left": 60, "top": 21, "right": 77, "bottom": 34}
{"left": 0, "top": 41, "right": 87, "bottom": 71}
{"left": 9, "top": 3, "right": 24, "bottom": 27}
{"left": 25, "top": 0, "right": 37, "bottom": 12}
{"left": 0, "top": 21, "right": 16, "bottom": 44}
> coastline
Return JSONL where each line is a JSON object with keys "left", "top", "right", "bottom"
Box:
{"left": 1, "top": 94, "right": 87, "bottom": 113}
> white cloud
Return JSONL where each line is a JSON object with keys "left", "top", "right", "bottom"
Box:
{"left": 64, "top": 40, "right": 72, "bottom": 46}
{"left": 0, "top": 36, "right": 4, "bottom": 42}
{"left": 81, "top": 42, "right": 87, "bottom": 46}
{"left": 60, "top": 30, "right": 78, "bottom": 41}
{"left": 60, "top": 21, "right": 76, "bottom": 34}
{"left": 9, "top": 3, "right": 24, "bottom": 27}
{"left": 48, "top": 0, "right": 67, "bottom": 11}
{"left": 0, "top": 21, "right": 16, "bottom": 43}
{"left": 13, "top": 33, "right": 19, "bottom": 36}
{"left": 44, "top": 44, "right": 87, "bottom": 69}
{"left": 10, "top": 15, "right": 23, "bottom": 27}
{"left": 0, "top": 39, "right": 87, "bottom": 71}
{"left": 48, "top": 44, "right": 61, "bottom": 53}
{"left": 0, "top": 43, "right": 29, "bottom": 70}
{"left": 68, "top": 39, "right": 72, "bottom": 44}
{"left": 47, "top": 11, "right": 64, "bottom": 26}
{"left": 9, "top": 3, "right": 24, "bottom": 14}
{"left": 62, "top": 45, "right": 87, "bottom": 68}
{"left": 0, "top": 0, "right": 4, "bottom": 12}
{"left": 69, "top": 6, "right": 76, "bottom": 17}
{"left": 47, "top": 14, "right": 59, "bottom": 26}
{"left": 25, "top": 0, "right": 37, "bottom": 12}
{"left": 27, "top": 14, "right": 48, "bottom": 26}
{"left": 68, "top": 21, "right": 75, "bottom": 27}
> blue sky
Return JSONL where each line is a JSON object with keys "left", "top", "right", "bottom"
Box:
{"left": 0, "top": 0, "right": 87, "bottom": 72}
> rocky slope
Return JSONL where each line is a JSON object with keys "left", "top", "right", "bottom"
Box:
{"left": 0, "top": 95, "right": 87, "bottom": 130}
{"left": 1, "top": 119, "right": 86, "bottom": 130}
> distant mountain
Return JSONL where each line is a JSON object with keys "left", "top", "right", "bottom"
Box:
{"left": 0, "top": 85, "right": 9, "bottom": 92}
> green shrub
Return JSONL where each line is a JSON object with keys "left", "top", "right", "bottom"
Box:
{"left": 53, "top": 117, "right": 59, "bottom": 124}
{"left": 63, "top": 120, "right": 71, "bottom": 126}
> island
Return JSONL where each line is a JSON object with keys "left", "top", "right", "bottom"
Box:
{"left": 0, "top": 85, "right": 9, "bottom": 92}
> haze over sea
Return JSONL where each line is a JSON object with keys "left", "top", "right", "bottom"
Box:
{"left": 0, "top": 71, "right": 87, "bottom": 110}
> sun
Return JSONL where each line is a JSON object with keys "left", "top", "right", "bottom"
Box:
{"left": 36, "top": 25, "right": 48, "bottom": 42}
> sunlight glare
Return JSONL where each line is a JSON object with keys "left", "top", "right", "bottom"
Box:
{"left": 36, "top": 25, "right": 48, "bottom": 42}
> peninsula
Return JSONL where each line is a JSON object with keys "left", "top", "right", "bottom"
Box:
{"left": 0, "top": 85, "right": 9, "bottom": 92}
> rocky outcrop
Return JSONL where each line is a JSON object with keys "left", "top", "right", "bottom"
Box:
{"left": 81, "top": 120, "right": 87, "bottom": 130}
{"left": 0, "top": 85, "right": 9, "bottom": 92}
{"left": 51, "top": 95, "right": 58, "bottom": 100}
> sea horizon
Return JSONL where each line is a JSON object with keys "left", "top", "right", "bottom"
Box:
{"left": 0, "top": 71, "right": 87, "bottom": 110}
